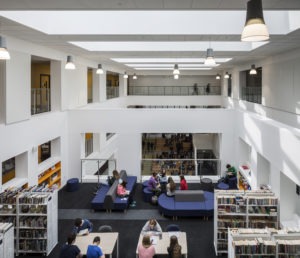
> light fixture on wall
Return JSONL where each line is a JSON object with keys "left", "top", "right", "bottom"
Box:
{"left": 241, "top": 0, "right": 269, "bottom": 42}
{"left": 174, "top": 74, "right": 179, "bottom": 80}
{"left": 133, "top": 73, "right": 137, "bottom": 80}
{"left": 173, "top": 64, "right": 180, "bottom": 75}
{"left": 65, "top": 55, "right": 76, "bottom": 70}
{"left": 123, "top": 72, "right": 128, "bottom": 79}
{"left": 204, "top": 48, "right": 216, "bottom": 65}
{"left": 249, "top": 64, "right": 257, "bottom": 75}
{"left": 0, "top": 36, "right": 11, "bottom": 60}
{"left": 216, "top": 74, "right": 221, "bottom": 80}
{"left": 224, "top": 72, "right": 230, "bottom": 79}
{"left": 96, "top": 64, "right": 104, "bottom": 74}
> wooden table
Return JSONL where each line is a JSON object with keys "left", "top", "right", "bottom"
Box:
{"left": 136, "top": 232, "right": 188, "bottom": 258}
{"left": 75, "top": 232, "right": 118, "bottom": 258}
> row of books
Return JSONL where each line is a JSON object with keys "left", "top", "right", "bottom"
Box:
{"left": 248, "top": 197, "right": 278, "bottom": 205}
{"left": 19, "top": 216, "right": 47, "bottom": 228}
{"left": 234, "top": 238, "right": 276, "bottom": 254}
{"left": 18, "top": 193, "right": 50, "bottom": 205}
{"left": 19, "top": 229, "right": 47, "bottom": 238}
{"left": 19, "top": 239, "right": 47, "bottom": 252}
{"left": 278, "top": 240, "right": 300, "bottom": 253}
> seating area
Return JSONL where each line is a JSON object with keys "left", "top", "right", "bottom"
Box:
{"left": 157, "top": 190, "right": 214, "bottom": 219}
{"left": 91, "top": 170, "right": 137, "bottom": 212}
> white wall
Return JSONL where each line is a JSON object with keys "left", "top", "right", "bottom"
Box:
{"left": 6, "top": 50, "right": 31, "bottom": 124}
{"left": 280, "top": 172, "right": 300, "bottom": 221}
{"left": 0, "top": 62, "right": 5, "bottom": 124}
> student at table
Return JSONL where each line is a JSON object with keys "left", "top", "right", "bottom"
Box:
{"left": 73, "top": 218, "right": 93, "bottom": 235}
{"left": 86, "top": 236, "right": 105, "bottom": 258}
{"left": 141, "top": 218, "right": 162, "bottom": 235}
{"left": 59, "top": 233, "right": 83, "bottom": 258}
{"left": 137, "top": 235, "right": 156, "bottom": 258}
{"left": 167, "top": 235, "right": 182, "bottom": 258}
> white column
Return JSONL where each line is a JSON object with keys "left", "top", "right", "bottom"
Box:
{"left": 119, "top": 74, "right": 127, "bottom": 97}
{"left": 99, "top": 70, "right": 107, "bottom": 102}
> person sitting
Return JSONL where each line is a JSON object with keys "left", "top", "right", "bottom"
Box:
{"left": 141, "top": 218, "right": 162, "bottom": 236}
{"left": 158, "top": 170, "right": 168, "bottom": 192}
{"left": 59, "top": 233, "right": 82, "bottom": 258}
{"left": 117, "top": 179, "right": 130, "bottom": 197}
{"left": 166, "top": 176, "right": 176, "bottom": 197}
{"left": 167, "top": 235, "right": 182, "bottom": 258}
{"left": 179, "top": 175, "right": 188, "bottom": 190}
{"left": 107, "top": 170, "right": 120, "bottom": 186}
{"left": 73, "top": 218, "right": 93, "bottom": 235}
{"left": 137, "top": 235, "right": 156, "bottom": 258}
{"left": 226, "top": 164, "right": 237, "bottom": 178}
{"left": 148, "top": 172, "right": 161, "bottom": 195}
{"left": 86, "top": 236, "right": 105, "bottom": 258}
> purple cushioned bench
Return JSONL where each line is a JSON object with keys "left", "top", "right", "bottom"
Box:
{"left": 91, "top": 184, "right": 110, "bottom": 210}
{"left": 158, "top": 191, "right": 214, "bottom": 219}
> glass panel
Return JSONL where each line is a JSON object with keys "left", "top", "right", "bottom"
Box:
{"left": 31, "top": 88, "right": 51, "bottom": 115}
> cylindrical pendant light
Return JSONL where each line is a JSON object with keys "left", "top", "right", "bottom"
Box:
{"left": 173, "top": 64, "right": 180, "bottom": 75}
{"left": 216, "top": 74, "right": 221, "bottom": 80}
{"left": 123, "top": 72, "right": 128, "bottom": 79}
{"left": 65, "top": 55, "right": 76, "bottom": 70}
{"left": 241, "top": 0, "right": 269, "bottom": 42}
{"left": 0, "top": 36, "right": 11, "bottom": 60}
{"left": 249, "top": 64, "right": 257, "bottom": 75}
{"left": 96, "top": 64, "right": 104, "bottom": 74}
{"left": 204, "top": 48, "right": 216, "bottom": 65}
{"left": 224, "top": 72, "right": 230, "bottom": 79}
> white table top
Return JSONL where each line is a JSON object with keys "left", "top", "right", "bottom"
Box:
{"left": 136, "top": 232, "right": 187, "bottom": 255}
{"left": 74, "top": 232, "right": 118, "bottom": 255}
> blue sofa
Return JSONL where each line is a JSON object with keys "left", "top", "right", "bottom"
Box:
{"left": 91, "top": 170, "right": 137, "bottom": 212}
{"left": 157, "top": 190, "right": 214, "bottom": 219}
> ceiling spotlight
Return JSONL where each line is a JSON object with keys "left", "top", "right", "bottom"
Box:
{"left": 96, "top": 64, "right": 104, "bottom": 74}
{"left": 0, "top": 36, "right": 11, "bottom": 60}
{"left": 173, "top": 64, "right": 180, "bottom": 75}
{"left": 249, "top": 64, "right": 257, "bottom": 75}
{"left": 216, "top": 74, "right": 221, "bottom": 80}
{"left": 174, "top": 74, "right": 179, "bottom": 80}
{"left": 224, "top": 72, "right": 230, "bottom": 79}
{"left": 241, "top": 0, "right": 269, "bottom": 42}
{"left": 204, "top": 48, "right": 216, "bottom": 66}
{"left": 133, "top": 73, "right": 137, "bottom": 80}
{"left": 123, "top": 72, "right": 128, "bottom": 79}
{"left": 65, "top": 55, "right": 76, "bottom": 70}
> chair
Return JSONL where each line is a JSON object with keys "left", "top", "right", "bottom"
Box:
{"left": 166, "top": 224, "right": 180, "bottom": 232}
{"left": 98, "top": 225, "right": 112, "bottom": 232}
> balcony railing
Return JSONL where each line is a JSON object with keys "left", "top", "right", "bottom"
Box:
{"left": 107, "top": 86, "right": 119, "bottom": 99}
{"left": 241, "top": 86, "right": 262, "bottom": 104}
{"left": 128, "top": 85, "right": 221, "bottom": 96}
{"left": 141, "top": 158, "right": 221, "bottom": 177}
{"left": 31, "top": 88, "right": 51, "bottom": 115}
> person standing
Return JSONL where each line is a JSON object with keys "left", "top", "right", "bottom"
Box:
{"left": 59, "top": 233, "right": 82, "bottom": 258}
{"left": 179, "top": 175, "right": 188, "bottom": 190}
{"left": 137, "top": 235, "right": 156, "bottom": 258}
{"left": 86, "top": 236, "right": 105, "bottom": 258}
{"left": 167, "top": 235, "right": 182, "bottom": 258}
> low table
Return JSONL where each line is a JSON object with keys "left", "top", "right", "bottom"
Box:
{"left": 75, "top": 232, "right": 119, "bottom": 258}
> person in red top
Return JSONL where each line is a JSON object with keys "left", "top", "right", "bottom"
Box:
{"left": 180, "top": 175, "right": 188, "bottom": 190}
{"left": 117, "top": 179, "right": 130, "bottom": 197}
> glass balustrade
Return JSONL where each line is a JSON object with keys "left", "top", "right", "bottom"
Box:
{"left": 31, "top": 88, "right": 51, "bottom": 115}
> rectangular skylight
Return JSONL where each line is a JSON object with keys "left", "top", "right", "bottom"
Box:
{"left": 134, "top": 67, "right": 212, "bottom": 70}
{"left": 125, "top": 64, "right": 220, "bottom": 68}
{"left": 112, "top": 58, "right": 232, "bottom": 63}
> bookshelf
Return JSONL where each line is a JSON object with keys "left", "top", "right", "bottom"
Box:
{"left": 228, "top": 228, "right": 300, "bottom": 258}
{"left": 38, "top": 161, "right": 61, "bottom": 188}
{"left": 0, "top": 187, "right": 57, "bottom": 256}
{"left": 0, "top": 222, "right": 14, "bottom": 258}
{"left": 214, "top": 190, "right": 279, "bottom": 256}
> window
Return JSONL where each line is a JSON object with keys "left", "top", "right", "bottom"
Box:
{"left": 2, "top": 157, "right": 15, "bottom": 184}
{"left": 106, "top": 71, "right": 119, "bottom": 99}
{"left": 227, "top": 76, "right": 232, "bottom": 97}
{"left": 38, "top": 141, "right": 51, "bottom": 163}
{"left": 240, "top": 67, "right": 262, "bottom": 104}
{"left": 85, "top": 133, "right": 93, "bottom": 157}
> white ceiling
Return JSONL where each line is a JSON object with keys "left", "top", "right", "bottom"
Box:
{"left": 1, "top": 0, "right": 300, "bottom": 75}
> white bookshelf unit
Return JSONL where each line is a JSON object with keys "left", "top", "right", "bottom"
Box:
{"left": 228, "top": 228, "right": 300, "bottom": 258}
{"left": 214, "top": 190, "right": 279, "bottom": 256}
{"left": 0, "top": 223, "right": 14, "bottom": 258}
{"left": 0, "top": 187, "right": 57, "bottom": 256}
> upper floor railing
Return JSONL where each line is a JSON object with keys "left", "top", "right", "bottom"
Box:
{"left": 241, "top": 86, "right": 262, "bottom": 104}
{"left": 107, "top": 86, "right": 119, "bottom": 99}
{"left": 31, "top": 88, "right": 51, "bottom": 115}
{"left": 128, "top": 85, "right": 221, "bottom": 96}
